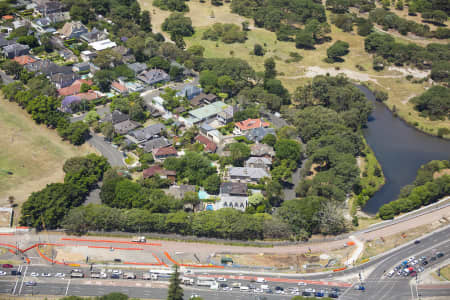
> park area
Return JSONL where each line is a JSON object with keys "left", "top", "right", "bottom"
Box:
{"left": 0, "top": 97, "right": 93, "bottom": 221}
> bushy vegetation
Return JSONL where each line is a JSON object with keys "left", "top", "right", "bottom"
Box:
{"left": 379, "top": 160, "right": 450, "bottom": 219}
{"left": 202, "top": 23, "right": 247, "bottom": 44}
{"left": 411, "top": 86, "right": 450, "bottom": 120}
{"left": 364, "top": 32, "right": 450, "bottom": 72}
{"left": 153, "top": 0, "right": 189, "bottom": 12}
{"left": 20, "top": 154, "right": 109, "bottom": 230}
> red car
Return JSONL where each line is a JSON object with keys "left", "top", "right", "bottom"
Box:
{"left": 2, "top": 264, "right": 13, "bottom": 268}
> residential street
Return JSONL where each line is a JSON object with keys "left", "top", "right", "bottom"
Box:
{"left": 87, "top": 134, "right": 125, "bottom": 167}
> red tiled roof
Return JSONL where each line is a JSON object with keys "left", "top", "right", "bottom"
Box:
{"left": 143, "top": 165, "right": 176, "bottom": 178}
{"left": 235, "top": 119, "right": 270, "bottom": 131}
{"left": 153, "top": 146, "right": 177, "bottom": 157}
{"left": 111, "top": 81, "right": 128, "bottom": 93}
{"left": 74, "top": 90, "right": 100, "bottom": 101}
{"left": 12, "top": 55, "right": 36, "bottom": 65}
{"left": 195, "top": 135, "right": 217, "bottom": 153}
{"left": 2, "top": 15, "right": 14, "bottom": 20}
{"left": 58, "top": 79, "right": 93, "bottom": 96}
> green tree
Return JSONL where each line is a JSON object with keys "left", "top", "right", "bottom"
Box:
{"left": 84, "top": 110, "right": 100, "bottom": 125}
{"left": 396, "top": 0, "right": 403, "bottom": 10}
{"left": 17, "top": 35, "right": 39, "bottom": 48}
{"left": 253, "top": 43, "right": 265, "bottom": 56}
{"left": 274, "top": 139, "right": 303, "bottom": 162}
{"left": 326, "top": 40, "right": 350, "bottom": 61}
{"left": 94, "top": 70, "right": 114, "bottom": 92}
{"left": 167, "top": 266, "right": 183, "bottom": 300}
{"left": 264, "top": 57, "right": 276, "bottom": 79}
{"left": 2, "top": 60, "right": 23, "bottom": 79}
{"left": 228, "top": 142, "right": 251, "bottom": 166}
{"left": 162, "top": 13, "right": 194, "bottom": 37}
{"left": 203, "top": 173, "right": 221, "bottom": 195}
{"left": 295, "top": 30, "right": 315, "bottom": 49}
{"left": 261, "top": 133, "right": 276, "bottom": 146}
{"left": 242, "top": 21, "right": 250, "bottom": 31}
{"left": 140, "top": 10, "right": 152, "bottom": 32}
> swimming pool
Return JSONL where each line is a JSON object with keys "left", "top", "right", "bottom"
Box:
{"left": 198, "top": 190, "right": 209, "bottom": 200}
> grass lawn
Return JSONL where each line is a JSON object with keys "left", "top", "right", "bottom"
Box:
{"left": 0, "top": 97, "right": 93, "bottom": 220}
{"left": 139, "top": 0, "right": 449, "bottom": 138}
{"left": 439, "top": 265, "right": 450, "bottom": 281}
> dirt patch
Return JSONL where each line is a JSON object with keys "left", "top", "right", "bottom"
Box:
{"left": 434, "top": 169, "right": 450, "bottom": 179}
{"left": 0, "top": 208, "right": 12, "bottom": 227}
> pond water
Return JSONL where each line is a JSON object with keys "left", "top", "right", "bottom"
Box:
{"left": 358, "top": 85, "right": 450, "bottom": 214}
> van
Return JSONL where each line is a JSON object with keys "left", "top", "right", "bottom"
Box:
{"left": 256, "top": 277, "right": 265, "bottom": 283}
{"left": 261, "top": 285, "right": 269, "bottom": 290}
{"left": 240, "top": 286, "right": 249, "bottom": 292}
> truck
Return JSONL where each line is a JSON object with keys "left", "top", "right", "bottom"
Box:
{"left": 132, "top": 236, "right": 146, "bottom": 243}
{"left": 182, "top": 277, "right": 194, "bottom": 285}
{"left": 142, "top": 273, "right": 151, "bottom": 280}
{"left": 197, "top": 277, "right": 216, "bottom": 287}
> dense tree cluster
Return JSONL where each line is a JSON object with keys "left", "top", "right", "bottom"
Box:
{"left": 202, "top": 23, "right": 247, "bottom": 44}
{"left": 411, "top": 86, "right": 450, "bottom": 120}
{"left": 61, "top": 292, "right": 130, "bottom": 300}
{"left": 379, "top": 160, "right": 450, "bottom": 219}
{"left": 364, "top": 33, "right": 450, "bottom": 71}
{"left": 231, "top": 0, "right": 326, "bottom": 32}
{"left": 163, "top": 152, "right": 217, "bottom": 185}
{"left": 110, "top": 93, "right": 147, "bottom": 122}
{"left": 20, "top": 154, "right": 109, "bottom": 229}
{"left": 153, "top": 0, "right": 189, "bottom": 12}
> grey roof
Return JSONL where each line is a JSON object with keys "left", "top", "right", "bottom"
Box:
{"left": 73, "top": 61, "right": 90, "bottom": 70}
{"left": 50, "top": 72, "right": 80, "bottom": 88}
{"left": 127, "top": 62, "right": 147, "bottom": 74}
{"left": 245, "top": 157, "right": 272, "bottom": 166}
{"left": 245, "top": 127, "right": 276, "bottom": 142}
{"left": 102, "top": 110, "right": 129, "bottom": 125}
{"left": 0, "top": 37, "right": 16, "bottom": 48}
{"left": 129, "top": 123, "right": 165, "bottom": 143}
{"left": 200, "top": 122, "right": 214, "bottom": 132}
{"left": 113, "top": 120, "right": 141, "bottom": 135}
{"left": 35, "top": 17, "right": 51, "bottom": 27}
{"left": 25, "top": 60, "right": 72, "bottom": 76}
{"left": 250, "top": 144, "right": 275, "bottom": 157}
{"left": 229, "top": 167, "right": 270, "bottom": 181}
{"left": 220, "top": 182, "right": 248, "bottom": 196}
{"left": 80, "top": 28, "right": 108, "bottom": 43}
{"left": 217, "top": 195, "right": 248, "bottom": 211}
{"left": 137, "top": 69, "right": 170, "bottom": 85}
{"left": 3, "top": 43, "right": 29, "bottom": 53}
{"left": 176, "top": 84, "right": 203, "bottom": 100}
{"left": 143, "top": 137, "right": 171, "bottom": 153}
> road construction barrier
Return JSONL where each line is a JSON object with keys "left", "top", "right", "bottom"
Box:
{"left": 333, "top": 267, "right": 347, "bottom": 272}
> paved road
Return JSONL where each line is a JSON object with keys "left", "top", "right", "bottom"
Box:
{"left": 87, "top": 134, "right": 125, "bottom": 167}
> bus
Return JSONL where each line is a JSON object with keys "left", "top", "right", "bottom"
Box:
{"left": 197, "top": 277, "right": 216, "bottom": 287}
{"left": 149, "top": 269, "right": 174, "bottom": 279}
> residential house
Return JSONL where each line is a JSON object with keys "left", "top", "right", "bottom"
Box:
{"left": 195, "top": 135, "right": 217, "bottom": 153}
{"left": 244, "top": 157, "right": 272, "bottom": 171}
{"left": 0, "top": 37, "right": 17, "bottom": 49}
{"left": 72, "top": 61, "right": 91, "bottom": 73}
{"left": 50, "top": 72, "right": 80, "bottom": 89}
{"left": 174, "top": 106, "right": 186, "bottom": 115}
{"left": 153, "top": 146, "right": 177, "bottom": 160}
{"left": 89, "top": 39, "right": 117, "bottom": 51}
{"left": 60, "top": 90, "right": 101, "bottom": 112}
{"left": 80, "top": 27, "right": 108, "bottom": 43}
{"left": 113, "top": 119, "right": 141, "bottom": 135}
{"left": 12, "top": 55, "right": 36, "bottom": 65}
{"left": 47, "top": 12, "right": 70, "bottom": 23}
{"left": 36, "top": 1, "right": 66, "bottom": 17}
{"left": 142, "top": 137, "right": 171, "bottom": 153}
{"left": 12, "top": 20, "right": 30, "bottom": 29}
{"left": 2, "top": 15, "right": 14, "bottom": 21}
{"left": 59, "top": 21, "right": 88, "bottom": 39}
{"left": 245, "top": 127, "right": 276, "bottom": 143}
{"left": 25, "top": 60, "right": 72, "bottom": 76}
{"left": 217, "top": 105, "right": 237, "bottom": 125}
{"left": 143, "top": 165, "right": 176, "bottom": 183}
{"left": 182, "top": 101, "right": 229, "bottom": 127}
{"left": 167, "top": 185, "right": 196, "bottom": 200}
{"left": 58, "top": 79, "right": 93, "bottom": 96}
{"left": 127, "top": 62, "right": 147, "bottom": 75}
{"left": 80, "top": 50, "right": 97, "bottom": 62}
{"left": 127, "top": 123, "right": 165, "bottom": 144}
{"left": 250, "top": 144, "right": 275, "bottom": 158}
{"left": 228, "top": 167, "right": 270, "bottom": 184}
{"left": 198, "top": 123, "right": 223, "bottom": 144}
{"left": 190, "top": 93, "right": 218, "bottom": 107}
{"left": 2, "top": 44, "right": 29, "bottom": 59}
{"left": 150, "top": 96, "right": 167, "bottom": 113}
{"left": 234, "top": 118, "right": 270, "bottom": 135}
{"left": 33, "top": 17, "right": 52, "bottom": 29}
{"left": 58, "top": 49, "right": 77, "bottom": 62}
{"left": 215, "top": 181, "right": 249, "bottom": 211}
{"left": 111, "top": 81, "right": 128, "bottom": 94}
{"left": 101, "top": 110, "right": 129, "bottom": 125}
{"left": 176, "top": 84, "right": 203, "bottom": 100}
{"left": 137, "top": 69, "right": 170, "bottom": 86}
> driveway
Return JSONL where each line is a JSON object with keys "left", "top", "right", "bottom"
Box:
{"left": 87, "top": 134, "right": 125, "bottom": 167}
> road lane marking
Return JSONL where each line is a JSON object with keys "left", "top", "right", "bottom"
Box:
{"left": 17, "top": 264, "right": 28, "bottom": 296}
{"left": 65, "top": 279, "right": 71, "bottom": 296}
{"left": 12, "top": 264, "right": 22, "bottom": 294}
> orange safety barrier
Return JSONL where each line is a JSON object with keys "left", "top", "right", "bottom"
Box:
{"left": 333, "top": 267, "right": 347, "bottom": 272}
{"left": 61, "top": 238, "right": 162, "bottom": 246}
{"left": 0, "top": 233, "right": 14, "bottom": 236}
{"left": 8, "top": 249, "right": 16, "bottom": 254}
{"left": 164, "top": 252, "right": 224, "bottom": 269}
{"left": 0, "top": 242, "right": 23, "bottom": 252}
{"left": 87, "top": 246, "right": 144, "bottom": 250}
{"left": 346, "top": 241, "right": 355, "bottom": 246}
{"left": 25, "top": 257, "right": 30, "bottom": 264}
{"left": 124, "top": 261, "right": 164, "bottom": 266}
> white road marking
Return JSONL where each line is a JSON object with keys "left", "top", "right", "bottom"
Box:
{"left": 65, "top": 279, "right": 71, "bottom": 296}
{"left": 17, "top": 264, "right": 28, "bottom": 296}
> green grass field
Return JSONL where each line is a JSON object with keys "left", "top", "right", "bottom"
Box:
{"left": 0, "top": 98, "right": 93, "bottom": 212}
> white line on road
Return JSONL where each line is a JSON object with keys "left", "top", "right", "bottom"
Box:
{"left": 17, "top": 264, "right": 28, "bottom": 296}
{"left": 65, "top": 279, "right": 71, "bottom": 296}
{"left": 12, "top": 264, "right": 22, "bottom": 295}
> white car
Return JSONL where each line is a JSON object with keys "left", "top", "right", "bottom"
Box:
{"left": 100, "top": 272, "right": 107, "bottom": 278}
{"left": 254, "top": 288, "right": 263, "bottom": 293}
{"left": 217, "top": 277, "right": 227, "bottom": 282}
{"left": 0, "top": 271, "right": 7, "bottom": 276}
{"left": 223, "top": 287, "right": 231, "bottom": 291}
{"left": 55, "top": 273, "right": 65, "bottom": 278}
{"left": 298, "top": 281, "right": 307, "bottom": 286}
{"left": 112, "top": 270, "right": 122, "bottom": 275}
{"left": 386, "top": 270, "right": 395, "bottom": 278}
{"left": 30, "top": 272, "right": 39, "bottom": 277}
{"left": 408, "top": 257, "right": 415, "bottom": 262}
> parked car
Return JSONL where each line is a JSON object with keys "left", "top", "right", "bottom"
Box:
{"left": 0, "top": 271, "right": 6, "bottom": 276}
{"left": 386, "top": 270, "right": 395, "bottom": 277}
{"left": 410, "top": 271, "right": 417, "bottom": 277}
{"left": 437, "top": 252, "right": 444, "bottom": 258}
{"left": 2, "top": 264, "right": 13, "bottom": 268}
{"left": 25, "top": 281, "right": 36, "bottom": 286}
{"left": 30, "top": 272, "right": 39, "bottom": 277}
{"left": 298, "top": 281, "right": 307, "bottom": 286}
{"left": 422, "top": 260, "right": 428, "bottom": 266}
{"left": 354, "top": 285, "right": 365, "bottom": 291}
{"left": 414, "top": 240, "right": 421, "bottom": 244}
{"left": 11, "top": 270, "right": 21, "bottom": 276}
{"left": 430, "top": 256, "right": 437, "bottom": 262}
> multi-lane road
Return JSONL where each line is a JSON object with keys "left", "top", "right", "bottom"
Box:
{"left": 1, "top": 225, "right": 449, "bottom": 299}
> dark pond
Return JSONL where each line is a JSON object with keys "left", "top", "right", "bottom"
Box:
{"left": 358, "top": 85, "right": 450, "bottom": 214}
